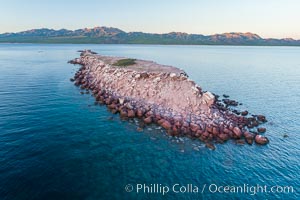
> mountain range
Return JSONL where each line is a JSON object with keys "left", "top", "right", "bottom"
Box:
{"left": 0, "top": 26, "right": 299, "bottom": 46}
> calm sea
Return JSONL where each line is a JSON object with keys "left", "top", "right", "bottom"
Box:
{"left": 0, "top": 44, "right": 299, "bottom": 200}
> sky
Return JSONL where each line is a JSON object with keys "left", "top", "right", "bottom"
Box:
{"left": 0, "top": 0, "right": 300, "bottom": 39}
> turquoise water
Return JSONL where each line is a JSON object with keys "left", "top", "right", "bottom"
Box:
{"left": 0, "top": 44, "right": 299, "bottom": 200}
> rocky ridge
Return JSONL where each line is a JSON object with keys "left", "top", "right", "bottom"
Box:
{"left": 1, "top": 26, "right": 300, "bottom": 46}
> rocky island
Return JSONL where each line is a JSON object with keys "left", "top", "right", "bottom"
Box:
{"left": 69, "top": 50, "right": 269, "bottom": 149}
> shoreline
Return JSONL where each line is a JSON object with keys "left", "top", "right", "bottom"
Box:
{"left": 69, "top": 50, "right": 269, "bottom": 149}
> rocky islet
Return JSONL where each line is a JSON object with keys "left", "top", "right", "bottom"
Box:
{"left": 68, "top": 50, "right": 269, "bottom": 149}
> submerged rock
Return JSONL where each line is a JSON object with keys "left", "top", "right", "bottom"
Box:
{"left": 137, "top": 127, "right": 143, "bottom": 132}
{"left": 205, "top": 143, "right": 216, "bottom": 150}
{"left": 257, "top": 115, "right": 267, "bottom": 122}
{"left": 235, "top": 139, "right": 245, "bottom": 145}
{"left": 257, "top": 127, "right": 266, "bottom": 133}
{"left": 241, "top": 110, "right": 248, "bottom": 116}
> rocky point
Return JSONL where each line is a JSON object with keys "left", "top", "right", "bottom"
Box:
{"left": 68, "top": 50, "right": 269, "bottom": 149}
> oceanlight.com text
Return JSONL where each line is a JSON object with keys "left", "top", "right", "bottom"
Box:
{"left": 124, "top": 183, "right": 294, "bottom": 196}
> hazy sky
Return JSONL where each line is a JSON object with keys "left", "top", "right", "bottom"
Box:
{"left": 1, "top": 0, "right": 300, "bottom": 39}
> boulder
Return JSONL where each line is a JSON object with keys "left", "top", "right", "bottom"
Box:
{"left": 223, "top": 128, "right": 230, "bottom": 134}
{"left": 134, "top": 74, "right": 141, "bottom": 79}
{"left": 140, "top": 72, "right": 149, "bottom": 78}
{"left": 212, "top": 127, "right": 219, "bottom": 135}
{"left": 161, "top": 120, "right": 172, "bottom": 130}
{"left": 196, "top": 129, "right": 203, "bottom": 135}
{"left": 120, "top": 110, "right": 128, "bottom": 118}
{"left": 127, "top": 110, "right": 135, "bottom": 118}
{"left": 108, "top": 103, "right": 116, "bottom": 109}
{"left": 255, "top": 135, "right": 269, "bottom": 145}
{"left": 219, "top": 133, "right": 229, "bottom": 141}
{"left": 143, "top": 116, "right": 152, "bottom": 124}
{"left": 119, "top": 98, "right": 125, "bottom": 105}
{"left": 170, "top": 73, "right": 177, "bottom": 78}
{"left": 202, "top": 131, "right": 209, "bottom": 137}
{"left": 190, "top": 123, "right": 199, "bottom": 132}
{"left": 111, "top": 109, "right": 118, "bottom": 114}
{"left": 243, "top": 131, "right": 254, "bottom": 145}
{"left": 241, "top": 110, "right": 248, "bottom": 116}
{"left": 233, "top": 127, "right": 242, "bottom": 138}
{"left": 105, "top": 98, "right": 112, "bottom": 105}
{"left": 174, "top": 121, "right": 181, "bottom": 128}
{"left": 145, "top": 111, "right": 153, "bottom": 117}
{"left": 155, "top": 113, "right": 162, "bottom": 120}
{"left": 136, "top": 109, "right": 144, "bottom": 117}
{"left": 206, "top": 126, "right": 213, "bottom": 133}
{"left": 257, "top": 127, "right": 266, "bottom": 133}
{"left": 172, "top": 126, "right": 180, "bottom": 135}
{"left": 202, "top": 92, "right": 215, "bottom": 106}
{"left": 181, "top": 127, "right": 190, "bottom": 135}
{"left": 257, "top": 115, "right": 267, "bottom": 122}
{"left": 157, "top": 119, "right": 165, "bottom": 125}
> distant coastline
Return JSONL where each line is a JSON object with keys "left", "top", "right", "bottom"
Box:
{"left": 1, "top": 26, "right": 300, "bottom": 46}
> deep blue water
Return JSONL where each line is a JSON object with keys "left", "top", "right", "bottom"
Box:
{"left": 0, "top": 44, "right": 299, "bottom": 200}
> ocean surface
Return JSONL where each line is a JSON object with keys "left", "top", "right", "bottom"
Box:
{"left": 0, "top": 44, "right": 299, "bottom": 200}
